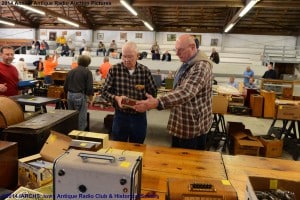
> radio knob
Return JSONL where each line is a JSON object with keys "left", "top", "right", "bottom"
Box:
{"left": 120, "top": 178, "right": 127, "bottom": 185}
{"left": 58, "top": 169, "right": 65, "bottom": 176}
{"left": 78, "top": 184, "right": 87, "bottom": 193}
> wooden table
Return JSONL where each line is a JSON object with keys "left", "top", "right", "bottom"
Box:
{"left": 223, "top": 155, "right": 300, "bottom": 200}
{"left": 31, "top": 141, "right": 300, "bottom": 199}
{"left": 107, "top": 142, "right": 300, "bottom": 199}
{"left": 11, "top": 95, "right": 60, "bottom": 113}
{"left": 107, "top": 141, "right": 227, "bottom": 199}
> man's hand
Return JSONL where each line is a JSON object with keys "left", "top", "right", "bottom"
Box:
{"left": 134, "top": 94, "right": 159, "bottom": 113}
{"left": 115, "top": 95, "right": 127, "bottom": 108}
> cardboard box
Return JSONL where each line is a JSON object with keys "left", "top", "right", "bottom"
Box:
{"left": 0, "top": 141, "right": 18, "bottom": 190}
{"left": 18, "top": 131, "right": 72, "bottom": 189}
{"left": 212, "top": 95, "right": 228, "bottom": 114}
{"left": 231, "top": 130, "right": 263, "bottom": 156}
{"left": 5, "top": 186, "right": 44, "bottom": 200}
{"left": 68, "top": 130, "right": 109, "bottom": 151}
{"left": 276, "top": 104, "right": 300, "bottom": 120}
{"left": 227, "top": 121, "right": 245, "bottom": 135}
{"left": 245, "top": 176, "right": 300, "bottom": 200}
{"left": 258, "top": 135, "right": 283, "bottom": 158}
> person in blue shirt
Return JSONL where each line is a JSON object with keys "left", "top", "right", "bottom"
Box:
{"left": 228, "top": 76, "right": 239, "bottom": 89}
{"left": 243, "top": 66, "right": 254, "bottom": 86}
{"left": 245, "top": 77, "right": 258, "bottom": 89}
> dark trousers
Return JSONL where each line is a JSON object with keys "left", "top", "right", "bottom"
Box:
{"left": 112, "top": 110, "right": 147, "bottom": 144}
{"left": 172, "top": 134, "right": 207, "bottom": 150}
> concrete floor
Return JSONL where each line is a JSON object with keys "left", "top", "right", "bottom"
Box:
{"left": 87, "top": 108, "right": 295, "bottom": 160}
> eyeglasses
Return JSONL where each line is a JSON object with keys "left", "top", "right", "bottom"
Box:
{"left": 122, "top": 55, "right": 135, "bottom": 60}
{"left": 175, "top": 44, "right": 193, "bottom": 54}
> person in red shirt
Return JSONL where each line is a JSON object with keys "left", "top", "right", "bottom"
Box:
{"left": 0, "top": 46, "right": 19, "bottom": 96}
{"left": 99, "top": 56, "right": 112, "bottom": 79}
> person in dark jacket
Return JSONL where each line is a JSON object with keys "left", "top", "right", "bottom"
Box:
{"left": 61, "top": 43, "right": 70, "bottom": 56}
{"left": 262, "top": 63, "right": 277, "bottom": 79}
{"left": 209, "top": 48, "right": 220, "bottom": 64}
{"left": 161, "top": 51, "right": 171, "bottom": 61}
{"left": 64, "top": 55, "right": 94, "bottom": 130}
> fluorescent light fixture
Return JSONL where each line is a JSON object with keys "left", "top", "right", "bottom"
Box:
{"left": 224, "top": 23, "right": 234, "bottom": 33}
{"left": 120, "top": 0, "right": 138, "bottom": 16}
{"left": 0, "top": 20, "right": 15, "bottom": 26}
{"left": 143, "top": 21, "right": 154, "bottom": 31}
{"left": 239, "top": 0, "right": 260, "bottom": 17}
{"left": 57, "top": 17, "right": 79, "bottom": 28}
{"left": 17, "top": 5, "right": 45, "bottom": 15}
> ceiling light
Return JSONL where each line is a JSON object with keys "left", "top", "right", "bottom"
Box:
{"left": 120, "top": 0, "right": 138, "bottom": 16}
{"left": 0, "top": 20, "right": 15, "bottom": 26}
{"left": 239, "top": 0, "right": 260, "bottom": 17}
{"left": 57, "top": 17, "right": 79, "bottom": 28}
{"left": 224, "top": 23, "right": 234, "bottom": 33}
{"left": 143, "top": 21, "right": 154, "bottom": 31}
{"left": 17, "top": 5, "right": 45, "bottom": 15}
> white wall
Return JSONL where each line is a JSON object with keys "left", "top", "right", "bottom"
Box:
{"left": 1, "top": 28, "right": 297, "bottom": 51}
{"left": 222, "top": 34, "right": 297, "bottom": 48}
{"left": 0, "top": 28, "right": 35, "bottom": 39}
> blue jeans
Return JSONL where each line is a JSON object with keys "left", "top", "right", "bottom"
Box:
{"left": 44, "top": 75, "right": 53, "bottom": 84}
{"left": 172, "top": 134, "right": 207, "bottom": 150}
{"left": 67, "top": 92, "right": 87, "bottom": 130}
{"left": 112, "top": 110, "right": 147, "bottom": 144}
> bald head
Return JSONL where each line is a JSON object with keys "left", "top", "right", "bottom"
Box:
{"left": 122, "top": 42, "right": 138, "bottom": 55}
{"left": 122, "top": 41, "right": 139, "bottom": 70}
{"left": 103, "top": 56, "right": 109, "bottom": 62}
{"left": 177, "top": 34, "right": 196, "bottom": 47}
{"left": 175, "top": 34, "right": 197, "bottom": 62}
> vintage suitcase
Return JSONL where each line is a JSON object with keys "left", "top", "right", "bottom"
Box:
{"left": 0, "top": 141, "right": 18, "bottom": 190}
{"left": 1, "top": 110, "right": 78, "bottom": 158}
{"left": 53, "top": 149, "right": 142, "bottom": 200}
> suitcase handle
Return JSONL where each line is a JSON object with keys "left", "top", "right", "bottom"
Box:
{"left": 78, "top": 152, "right": 115, "bottom": 163}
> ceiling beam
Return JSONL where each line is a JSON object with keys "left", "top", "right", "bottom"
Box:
{"left": 0, "top": 17, "right": 31, "bottom": 27}
{"left": 30, "top": 6, "right": 89, "bottom": 28}
{"left": 133, "top": 1, "right": 243, "bottom": 7}
{"left": 75, "top": 7, "right": 94, "bottom": 29}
